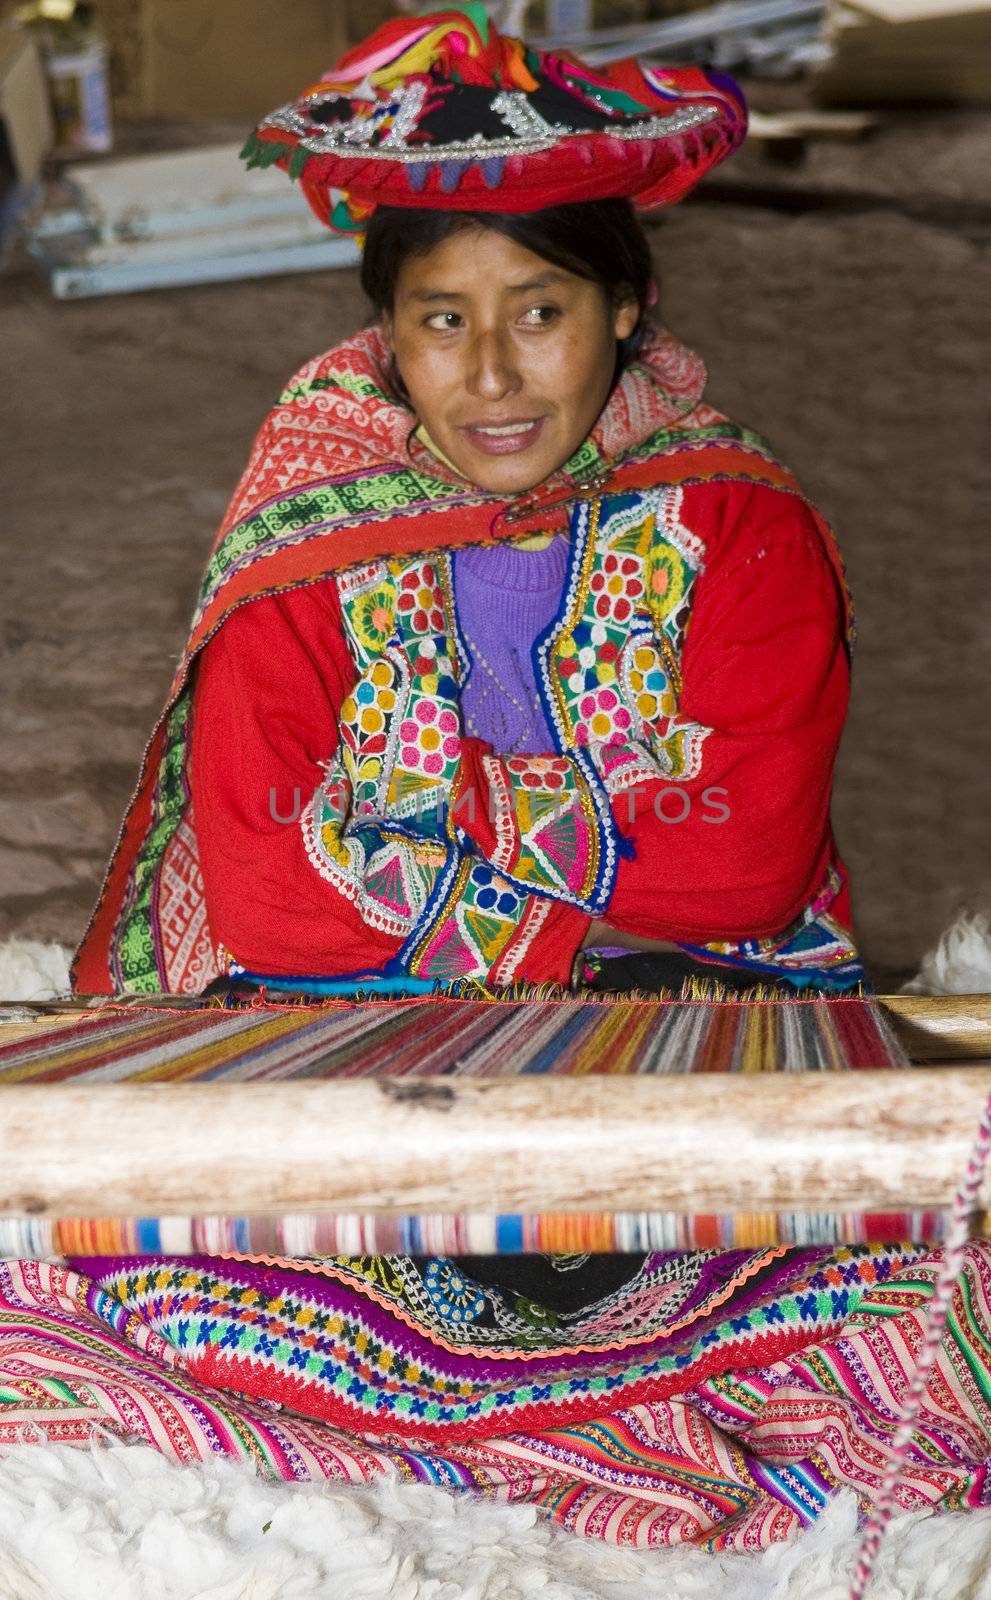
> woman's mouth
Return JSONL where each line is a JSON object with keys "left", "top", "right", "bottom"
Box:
{"left": 460, "top": 417, "right": 545, "bottom": 455}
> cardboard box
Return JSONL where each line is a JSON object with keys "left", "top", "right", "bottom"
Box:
{"left": 93, "top": 0, "right": 399, "bottom": 122}
{"left": 144, "top": 0, "right": 345, "bottom": 120}
{"left": 815, "top": 0, "right": 991, "bottom": 105}
{"left": 0, "top": 22, "right": 54, "bottom": 193}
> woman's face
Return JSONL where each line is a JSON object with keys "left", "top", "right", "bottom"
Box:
{"left": 380, "top": 224, "right": 640, "bottom": 494}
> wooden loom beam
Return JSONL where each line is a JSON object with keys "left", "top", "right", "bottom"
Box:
{"left": 0, "top": 993, "right": 989, "bottom": 1222}
{"left": 2, "top": 1063, "right": 990, "bottom": 1220}
{"left": 881, "top": 993, "right": 991, "bottom": 1062}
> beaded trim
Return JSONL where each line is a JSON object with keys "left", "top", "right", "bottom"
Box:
{"left": 380, "top": 79, "right": 429, "bottom": 150}
{"left": 490, "top": 89, "right": 571, "bottom": 145}
{"left": 262, "top": 92, "right": 719, "bottom": 163}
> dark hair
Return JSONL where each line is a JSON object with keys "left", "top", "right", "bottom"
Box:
{"left": 360, "top": 197, "right": 656, "bottom": 390}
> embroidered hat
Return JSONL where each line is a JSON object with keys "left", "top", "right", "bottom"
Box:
{"left": 240, "top": 2, "right": 746, "bottom": 238}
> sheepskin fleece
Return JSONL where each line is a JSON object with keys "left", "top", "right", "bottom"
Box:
{"left": 899, "top": 912, "right": 991, "bottom": 995}
{"left": 1, "top": 1440, "right": 991, "bottom": 1600}
{"left": 0, "top": 938, "right": 71, "bottom": 1003}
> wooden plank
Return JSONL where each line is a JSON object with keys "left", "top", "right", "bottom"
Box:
{"left": 0, "top": 1013, "right": 88, "bottom": 1049}
{"left": 747, "top": 108, "right": 878, "bottom": 140}
{"left": 1, "top": 1066, "right": 990, "bottom": 1219}
{"left": 840, "top": 0, "right": 988, "bottom": 24}
{"left": 879, "top": 994, "right": 991, "bottom": 1062}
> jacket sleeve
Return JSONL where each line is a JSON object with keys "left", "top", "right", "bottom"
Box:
{"left": 190, "top": 581, "right": 587, "bottom": 983}
{"left": 190, "top": 581, "right": 406, "bottom": 978}
{"left": 455, "top": 484, "right": 851, "bottom": 944}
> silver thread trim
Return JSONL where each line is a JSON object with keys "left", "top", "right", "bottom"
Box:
{"left": 380, "top": 80, "right": 429, "bottom": 149}
{"left": 261, "top": 98, "right": 719, "bottom": 163}
{"left": 490, "top": 89, "right": 571, "bottom": 144}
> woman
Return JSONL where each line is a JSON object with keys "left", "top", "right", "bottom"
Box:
{"left": 50, "top": 6, "right": 991, "bottom": 1556}
{"left": 182, "top": 197, "right": 863, "bottom": 1004}
{"left": 72, "top": 10, "right": 860, "bottom": 1001}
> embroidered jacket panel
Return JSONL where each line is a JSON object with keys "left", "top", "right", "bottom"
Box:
{"left": 190, "top": 475, "right": 859, "bottom": 989}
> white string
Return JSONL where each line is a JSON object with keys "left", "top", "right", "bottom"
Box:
{"left": 848, "top": 1086, "right": 991, "bottom": 1599}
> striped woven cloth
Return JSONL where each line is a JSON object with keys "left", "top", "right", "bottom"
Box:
{"left": 3, "top": 1246, "right": 991, "bottom": 1550}
{"left": 0, "top": 992, "right": 929, "bottom": 1254}
{"left": 0, "top": 991, "right": 907, "bottom": 1085}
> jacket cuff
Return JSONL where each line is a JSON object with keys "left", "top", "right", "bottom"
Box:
{"left": 505, "top": 899, "right": 590, "bottom": 988}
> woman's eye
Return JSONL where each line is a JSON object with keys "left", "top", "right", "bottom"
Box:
{"left": 423, "top": 306, "right": 561, "bottom": 331}
{"left": 522, "top": 305, "right": 560, "bottom": 326}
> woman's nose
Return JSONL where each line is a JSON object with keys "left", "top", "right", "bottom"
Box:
{"left": 465, "top": 328, "right": 522, "bottom": 401}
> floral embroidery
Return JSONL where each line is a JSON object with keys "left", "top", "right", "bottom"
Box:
{"left": 339, "top": 562, "right": 396, "bottom": 668}
{"left": 339, "top": 655, "right": 404, "bottom": 793}
{"left": 387, "top": 553, "right": 463, "bottom": 806}
{"left": 424, "top": 1260, "right": 487, "bottom": 1324}
{"left": 624, "top": 641, "right": 676, "bottom": 723}
{"left": 537, "top": 488, "right": 712, "bottom": 794}
{"left": 350, "top": 583, "right": 397, "bottom": 655}
{"left": 397, "top": 694, "right": 460, "bottom": 781}
{"left": 645, "top": 543, "right": 686, "bottom": 625}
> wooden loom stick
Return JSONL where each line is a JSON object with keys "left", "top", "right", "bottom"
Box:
{"left": 880, "top": 994, "right": 991, "bottom": 1062}
{"left": 2, "top": 1066, "right": 991, "bottom": 1220}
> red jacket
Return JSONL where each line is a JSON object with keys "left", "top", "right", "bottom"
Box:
{"left": 190, "top": 480, "right": 855, "bottom": 987}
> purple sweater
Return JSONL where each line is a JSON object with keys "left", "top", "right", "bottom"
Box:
{"left": 452, "top": 535, "right": 626, "bottom": 964}
{"left": 452, "top": 535, "right": 569, "bottom": 756}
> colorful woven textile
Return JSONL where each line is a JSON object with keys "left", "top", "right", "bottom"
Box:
{"left": 0, "top": 992, "right": 935, "bottom": 1256}
{"left": 2, "top": 1246, "right": 991, "bottom": 1549}
{"left": 0, "top": 993, "right": 908, "bottom": 1086}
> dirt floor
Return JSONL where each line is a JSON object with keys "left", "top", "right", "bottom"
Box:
{"left": 1, "top": 107, "right": 989, "bottom": 988}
